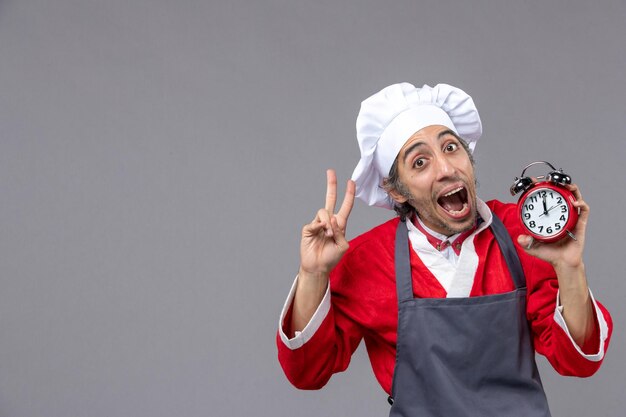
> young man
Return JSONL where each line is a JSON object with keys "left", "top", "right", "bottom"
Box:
{"left": 277, "top": 83, "right": 612, "bottom": 417}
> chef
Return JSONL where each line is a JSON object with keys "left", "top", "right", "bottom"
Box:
{"left": 276, "top": 83, "right": 612, "bottom": 417}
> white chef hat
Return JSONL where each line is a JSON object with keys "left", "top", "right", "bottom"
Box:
{"left": 351, "top": 83, "right": 482, "bottom": 209}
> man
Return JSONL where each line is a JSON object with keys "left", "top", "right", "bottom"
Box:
{"left": 276, "top": 83, "right": 612, "bottom": 417}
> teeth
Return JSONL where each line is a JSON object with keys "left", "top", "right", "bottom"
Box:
{"left": 443, "top": 186, "right": 464, "bottom": 197}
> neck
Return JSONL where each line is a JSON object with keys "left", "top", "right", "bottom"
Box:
{"left": 412, "top": 212, "right": 479, "bottom": 238}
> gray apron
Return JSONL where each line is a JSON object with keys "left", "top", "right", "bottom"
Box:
{"left": 388, "top": 215, "right": 551, "bottom": 417}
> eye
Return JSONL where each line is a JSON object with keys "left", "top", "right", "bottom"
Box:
{"left": 412, "top": 158, "right": 425, "bottom": 168}
{"left": 444, "top": 142, "right": 459, "bottom": 152}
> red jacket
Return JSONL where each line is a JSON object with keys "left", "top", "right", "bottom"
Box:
{"left": 277, "top": 200, "right": 613, "bottom": 394}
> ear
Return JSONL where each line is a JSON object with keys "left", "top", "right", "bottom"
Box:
{"left": 387, "top": 188, "right": 408, "bottom": 204}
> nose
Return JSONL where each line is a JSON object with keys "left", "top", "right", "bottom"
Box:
{"left": 434, "top": 154, "right": 456, "bottom": 180}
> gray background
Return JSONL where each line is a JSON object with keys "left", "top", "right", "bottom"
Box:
{"left": 0, "top": 0, "right": 624, "bottom": 416}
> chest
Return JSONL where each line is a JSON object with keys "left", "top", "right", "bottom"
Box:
{"left": 334, "top": 236, "right": 518, "bottom": 338}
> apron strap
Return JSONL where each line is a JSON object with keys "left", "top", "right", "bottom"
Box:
{"left": 394, "top": 212, "right": 526, "bottom": 303}
{"left": 394, "top": 219, "right": 414, "bottom": 302}
{"left": 490, "top": 213, "right": 527, "bottom": 289}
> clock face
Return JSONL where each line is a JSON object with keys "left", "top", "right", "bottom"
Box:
{"left": 520, "top": 187, "right": 570, "bottom": 239}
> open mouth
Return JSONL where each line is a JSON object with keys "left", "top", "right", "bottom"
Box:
{"left": 437, "top": 186, "right": 469, "bottom": 217}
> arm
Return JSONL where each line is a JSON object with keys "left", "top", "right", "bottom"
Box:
{"left": 277, "top": 170, "right": 360, "bottom": 389}
{"left": 524, "top": 260, "right": 611, "bottom": 376}
{"left": 277, "top": 268, "right": 365, "bottom": 389}
{"left": 517, "top": 184, "right": 595, "bottom": 346}
{"left": 291, "top": 169, "right": 355, "bottom": 334}
{"left": 518, "top": 184, "right": 613, "bottom": 374}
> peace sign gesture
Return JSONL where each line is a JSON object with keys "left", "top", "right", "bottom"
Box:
{"left": 300, "top": 169, "right": 356, "bottom": 275}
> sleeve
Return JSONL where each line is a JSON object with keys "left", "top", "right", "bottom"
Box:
{"left": 525, "top": 256, "right": 613, "bottom": 377}
{"left": 553, "top": 289, "right": 610, "bottom": 362}
{"left": 276, "top": 259, "right": 365, "bottom": 390}
{"left": 277, "top": 275, "right": 332, "bottom": 350}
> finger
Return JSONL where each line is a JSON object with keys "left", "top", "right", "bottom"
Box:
{"left": 570, "top": 202, "right": 589, "bottom": 244}
{"left": 303, "top": 219, "right": 327, "bottom": 237}
{"left": 316, "top": 208, "right": 334, "bottom": 237}
{"left": 330, "top": 216, "right": 349, "bottom": 251}
{"left": 572, "top": 198, "right": 589, "bottom": 216}
{"left": 565, "top": 183, "right": 583, "bottom": 202}
{"left": 337, "top": 180, "right": 356, "bottom": 222}
{"left": 567, "top": 185, "right": 586, "bottom": 208}
{"left": 566, "top": 183, "right": 590, "bottom": 222}
{"left": 325, "top": 169, "right": 338, "bottom": 214}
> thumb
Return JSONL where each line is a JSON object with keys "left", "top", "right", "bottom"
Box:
{"left": 517, "top": 234, "right": 535, "bottom": 251}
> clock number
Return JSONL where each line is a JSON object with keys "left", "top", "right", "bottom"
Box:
{"left": 530, "top": 195, "right": 538, "bottom": 203}
{"left": 559, "top": 215, "right": 566, "bottom": 221}
{"left": 539, "top": 191, "right": 547, "bottom": 198}
{"left": 529, "top": 221, "right": 536, "bottom": 228}
{"left": 556, "top": 197, "right": 563, "bottom": 204}
{"left": 525, "top": 204, "right": 535, "bottom": 211}
{"left": 560, "top": 205, "right": 567, "bottom": 213}
{"left": 538, "top": 226, "right": 544, "bottom": 233}
{"left": 546, "top": 226, "right": 553, "bottom": 234}
{"left": 555, "top": 223, "right": 561, "bottom": 230}
{"left": 524, "top": 213, "right": 531, "bottom": 220}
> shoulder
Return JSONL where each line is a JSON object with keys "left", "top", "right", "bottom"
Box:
{"left": 334, "top": 217, "right": 400, "bottom": 272}
{"left": 485, "top": 199, "right": 520, "bottom": 230}
{"left": 477, "top": 199, "right": 527, "bottom": 248}
{"left": 347, "top": 217, "right": 401, "bottom": 252}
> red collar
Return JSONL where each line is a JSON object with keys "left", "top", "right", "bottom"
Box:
{"left": 410, "top": 215, "right": 477, "bottom": 255}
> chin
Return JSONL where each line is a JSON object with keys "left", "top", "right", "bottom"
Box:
{"left": 436, "top": 220, "right": 473, "bottom": 236}
{"left": 427, "top": 206, "right": 478, "bottom": 236}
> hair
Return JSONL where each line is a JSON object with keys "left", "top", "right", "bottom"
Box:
{"left": 382, "top": 137, "right": 474, "bottom": 221}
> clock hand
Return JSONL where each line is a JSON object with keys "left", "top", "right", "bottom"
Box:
{"left": 542, "top": 194, "right": 548, "bottom": 215}
{"left": 539, "top": 204, "right": 559, "bottom": 217}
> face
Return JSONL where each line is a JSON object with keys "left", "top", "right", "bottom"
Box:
{"left": 389, "top": 125, "right": 477, "bottom": 236}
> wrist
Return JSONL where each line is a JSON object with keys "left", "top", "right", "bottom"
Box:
{"left": 297, "top": 267, "right": 330, "bottom": 294}
{"left": 299, "top": 266, "right": 330, "bottom": 280}
{"left": 553, "top": 259, "right": 585, "bottom": 275}
{"left": 554, "top": 261, "right": 588, "bottom": 294}
{"left": 292, "top": 268, "right": 329, "bottom": 334}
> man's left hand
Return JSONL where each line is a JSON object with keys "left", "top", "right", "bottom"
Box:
{"left": 517, "top": 183, "right": 588, "bottom": 269}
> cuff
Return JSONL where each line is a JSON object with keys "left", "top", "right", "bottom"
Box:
{"left": 553, "top": 289, "right": 608, "bottom": 362}
{"left": 278, "top": 275, "right": 331, "bottom": 350}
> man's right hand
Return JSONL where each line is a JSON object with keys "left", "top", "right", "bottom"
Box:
{"left": 290, "top": 170, "right": 355, "bottom": 335}
{"left": 300, "top": 169, "right": 355, "bottom": 276}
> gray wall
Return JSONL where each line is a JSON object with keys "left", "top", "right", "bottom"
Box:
{"left": 0, "top": 1, "right": 624, "bottom": 416}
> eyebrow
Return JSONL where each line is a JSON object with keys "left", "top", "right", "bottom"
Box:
{"left": 401, "top": 129, "right": 460, "bottom": 165}
{"left": 401, "top": 141, "right": 426, "bottom": 165}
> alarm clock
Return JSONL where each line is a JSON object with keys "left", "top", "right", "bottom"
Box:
{"left": 510, "top": 161, "right": 579, "bottom": 243}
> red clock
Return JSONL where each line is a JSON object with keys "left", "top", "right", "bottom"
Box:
{"left": 510, "top": 162, "right": 579, "bottom": 243}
